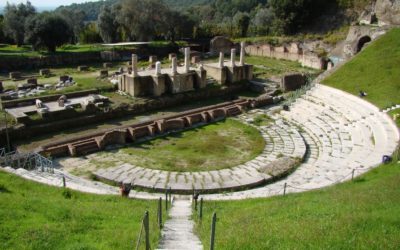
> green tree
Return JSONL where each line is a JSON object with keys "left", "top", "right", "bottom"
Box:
{"left": 234, "top": 11, "right": 250, "bottom": 37}
{"left": 3, "top": 1, "right": 36, "bottom": 46}
{"left": 24, "top": 13, "right": 73, "bottom": 52}
{"left": 79, "top": 22, "right": 103, "bottom": 44}
{"left": 116, "top": 0, "right": 169, "bottom": 41}
{"left": 97, "top": 5, "right": 119, "bottom": 43}
{"left": 56, "top": 8, "right": 86, "bottom": 43}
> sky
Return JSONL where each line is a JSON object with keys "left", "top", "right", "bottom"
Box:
{"left": 1, "top": 0, "right": 100, "bottom": 8}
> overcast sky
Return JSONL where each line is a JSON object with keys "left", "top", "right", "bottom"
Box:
{"left": 1, "top": 0, "right": 100, "bottom": 7}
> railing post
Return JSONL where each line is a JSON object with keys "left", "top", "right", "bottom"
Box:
{"left": 199, "top": 198, "right": 203, "bottom": 220}
{"left": 283, "top": 182, "right": 287, "bottom": 196}
{"left": 165, "top": 189, "right": 168, "bottom": 211}
{"left": 169, "top": 187, "right": 172, "bottom": 203}
{"left": 62, "top": 175, "right": 66, "bottom": 188}
{"left": 194, "top": 197, "right": 198, "bottom": 211}
{"left": 144, "top": 211, "right": 150, "bottom": 250}
{"left": 210, "top": 212, "right": 217, "bottom": 250}
{"left": 158, "top": 197, "right": 162, "bottom": 229}
{"left": 351, "top": 169, "right": 356, "bottom": 181}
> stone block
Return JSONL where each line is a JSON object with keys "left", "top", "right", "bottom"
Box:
{"left": 27, "top": 78, "right": 38, "bottom": 85}
{"left": 9, "top": 71, "right": 21, "bottom": 80}
{"left": 168, "top": 53, "right": 177, "bottom": 60}
{"left": 77, "top": 65, "right": 89, "bottom": 71}
{"left": 281, "top": 73, "right": 307, "bottom": 91}
{"left": 103, "top": 62, "right": 112, "bottom": 68}
{"left": 99, "top": 70, "right": 108, "bottom": 78}
{"left": 39, "top": 69, "right": 50, "bottom": 76}
{"left": 149, "top": 55, "right": 157, "bottom": 64}
{"left": 60, "top": 75, "right": 69, "bottom": 82}
{"left": 210, "top": 36, "right": 235, "bottom": 54}
{"left": 191, "top": 56, "right": 201, "bottom": 64}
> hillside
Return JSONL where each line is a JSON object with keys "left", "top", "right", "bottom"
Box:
{"left": 56, "top": 0, "right": 212, "bottom": 21}
{"left": 323, "top": 28, "right": 400, "bottom": 109}
{"left": 0, "top": 170, "right": 160, "bottom": 249}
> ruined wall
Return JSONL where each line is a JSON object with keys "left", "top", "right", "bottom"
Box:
{"left": 41, "top": 99, "right": 251, "bottom": 157}
{"left": 245, "top": 43, "right": 326, "bottom": 70}
{"left": 375, "top": 0, "right": 400, "bottom": 25}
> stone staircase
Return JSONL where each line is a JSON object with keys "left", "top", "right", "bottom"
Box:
{"left": 157, "top": 197, "right": 203, "bottom": 250}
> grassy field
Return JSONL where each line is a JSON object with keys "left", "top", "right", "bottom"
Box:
{"left": 0, "top": 170, "right": 161, "bottom": 250}
{"left": 103, "top": 119, "right": 265, "bottom": 172}
{"left": 323, "top": 28, "right": 400, "bottom": 109}
{"left": 195, "top": 160, "right": 400, "bottom": 249}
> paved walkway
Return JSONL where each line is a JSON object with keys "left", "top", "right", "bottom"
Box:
{"left": 157, "top": 198, "right": 203, "bottom": 250}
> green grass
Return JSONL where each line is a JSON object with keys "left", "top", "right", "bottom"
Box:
{"left": 0, "top": 170, "right": 161, "bottom": 250}
{"left": 323, "top": 28, "right": 400, "bottom": 109}
{"left": 244, "top": 56, "right": 320, "bottom": 79}
{"left": 195, "top": 161, "right": 400, "bottom": 249}
{"left": 115, "top": 119, "right": 265, "bottom": 172}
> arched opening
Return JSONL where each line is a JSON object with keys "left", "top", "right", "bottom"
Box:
{"left": 357, "top": 36, "right": 372, "bottom": 53}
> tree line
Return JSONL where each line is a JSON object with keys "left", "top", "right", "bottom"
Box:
{"left": 0, "top": 0, "right": 370, "bottom": 52}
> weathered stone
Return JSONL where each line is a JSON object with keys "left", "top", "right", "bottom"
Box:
{"left": 149, "top": 55, "right": 157, "bottom": 64}
{"left": 210, "top": 36, "right": 235, "bottom": 55}
{"left": 60, "top": 75, "right": 69, "bottom": 82}
{"left": 375, "top": 0, "right": 400, "bottom": 25}
{"left": 168, "top": 53, "right": 177, "bottom": 60}
{"left": 77, "top": 65, "right": 89, "bottom": 71}
{"left": 191, "top": 56, "right": 201, "bottom": 64}
{"left": 99, "top": 70, "right": 108, "bottom": 78}
{"left": 281, "top": 73, "right": 306, "bottom": 91}
{"left": 27, "top": 78, "right": 38, "bottom": 86}
{"left": 103, "top": 62, "right": 112, "bottom": 68}
{"left": 9, "top": 71, "right": 21, "bottom": 80}
{"left": 39, "top": 69, "right": 50, "bottom": 76}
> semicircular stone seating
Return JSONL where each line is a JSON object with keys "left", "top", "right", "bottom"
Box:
{"left": 1, "top": 84, "right": 398, "bottom": 200}
{"left": 203, "top": 84, "right": 399, "bottom": 200}
{"left": 91, "top": 119, "right": 307, "bottom": 194}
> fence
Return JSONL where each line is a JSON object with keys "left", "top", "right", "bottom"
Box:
{"left": 0, "top": 148, "right": 54, "bottom": 173}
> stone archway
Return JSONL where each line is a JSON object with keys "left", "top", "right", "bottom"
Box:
{"left": 357, "top": 36, "right": 372, "bottom": 53}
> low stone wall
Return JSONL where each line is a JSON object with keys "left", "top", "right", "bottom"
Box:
{"left": 0, "top": 52, "right": 102, "bottom": 71}
{"left": 41, "top": 99, "right": 251, "bottom": 157}
{"left": 245, "top": 43, "right": 327, "bottom": 70}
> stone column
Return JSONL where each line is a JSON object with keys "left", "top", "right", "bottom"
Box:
{"left": 230, "top": 48, "right": 236, "bottom": 67}
{"left": 131, "top": 54, "right": 138, "bottom": 77}
{"left": 218, "top": 52, "right": 224, "bottom": 68}
{"left": 240, "top": 42, "right": 245, "bottom": 66}
{"left": 155, "top": 61, "right": 162, "bottom": 75}
{"left": 184, "top": 47, "right": 190, "bottom": 73}
{"left": 171, "top": 57, "right": 178, "bottom": 75}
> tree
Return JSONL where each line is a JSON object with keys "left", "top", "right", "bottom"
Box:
{"left": 56, "top": 8, "right": 86, "bottom": 43}
{"left": 24, "top": 13, "right": 73, "bottom": 52}
{"left": 3, "top": 1, "right": 36, "bottom": 46}
{"left": 97, "top": 5, "right": 119, "bottom": 43}
{"left": 79, "top": 22, "right": 103, "bottom": 44}
{"left": 252, "top": 7, "right": 275, "bottom": 35}
{"left": 233, "top": 12, "right": 250, "bottom": 37}
{"left": 164, "top": 10, "right": 194, "bottom": 43}
{"left": 116, "top": 0, "right": 169, "bottom": 41}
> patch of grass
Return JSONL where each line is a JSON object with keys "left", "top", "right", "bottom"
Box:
{"left": 245, "top": 56, "right": 320, "bottom": 79}
{"left": 116, "top": 119, "right": 265, "bottom": 172}
{"left": 195, "top": 161, "right": 400, "bottom": 249}
{"left": 251, "top": 114, "right": 273, "bottom": 127}
{"left": 388, "top": 109, "right": 400, "bottom": 127}
{"left": 323, "top": 28, "right": 400, "bottom": 109}
{"left": 0, "top": 170, "right": 160, "bottom": 249}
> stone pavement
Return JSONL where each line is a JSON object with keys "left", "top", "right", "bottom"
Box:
{"left": 157, "top": 198, "right": 203, "bottom": 250}
{"left": 2, "top": 84, "right": 399, "bottom": 201}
